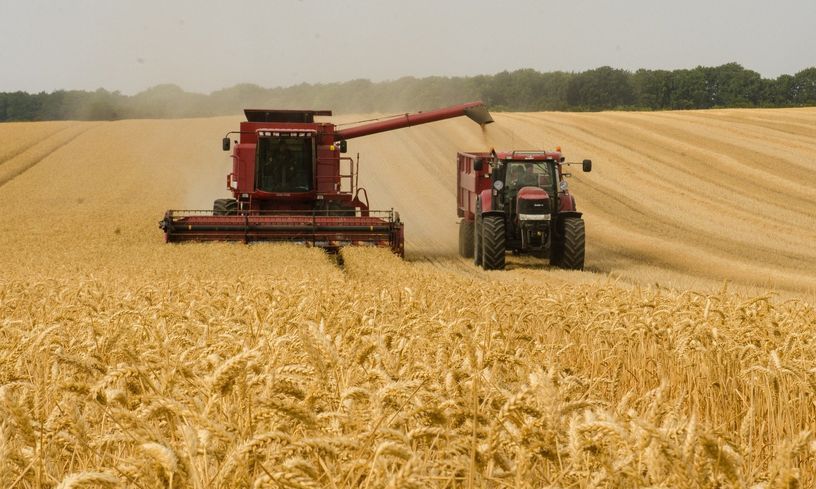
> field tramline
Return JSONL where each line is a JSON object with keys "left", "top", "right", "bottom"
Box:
{"left": 1, "top": 109, "right": 815, "bottom": 487}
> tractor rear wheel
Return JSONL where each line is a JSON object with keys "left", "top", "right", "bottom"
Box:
{"left": 459, "top": 220, "right": 474, "bottom": 258}
{"left": 474, "top": 203, "right": 483, "bottom": 266}
{"left": 213, "top": 198, "right": 238, "bottom": 216}
{"left": 551, "top": 217, "right": 585, "bottom": 270}
{"left": 481, "top": 215, "right": 506, "bottom": 270}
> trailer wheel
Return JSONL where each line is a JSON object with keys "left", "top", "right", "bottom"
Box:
{"left": 459, "top": 220, "right": 474, "bottom": 258}
{"left": 481, "top": 215, "right": 506, "bottom": 270}
{"left": 213, "top": 198, "right": 238, "bottom": 216}
{"left": 552, "top": 217, "right": 585, "bottom": 270}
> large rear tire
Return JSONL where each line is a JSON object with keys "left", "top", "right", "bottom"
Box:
{"left": 459, "top": 220, "right": 474, "bottom": 258}
{"left": 213, "top": 198, "right": 238, "bottom": 216}
{"left": 481, "top": 215, "right": 506, "bottom": 270}
{"left": 552, "top": 217, "right": 585, "bottom": 270}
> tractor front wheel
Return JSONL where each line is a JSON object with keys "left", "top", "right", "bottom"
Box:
{"left": 459, "top": 219, "right": 474, "bottom": 258}
{"left": 481, "top": 215, "right": 506, "bottom": 270}
{"left": 551, "top": 217, "right": 585, "bottom": 270}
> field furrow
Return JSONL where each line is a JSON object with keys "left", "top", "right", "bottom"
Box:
{"left": 1, "top": 108, "right": 816, "bottom": 487}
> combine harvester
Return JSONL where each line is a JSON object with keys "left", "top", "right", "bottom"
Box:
{"left": 160, "top": 102, "right": 493, "bottom": 256}
{"left": 456, "top": 149, "right": 592, "bottom": 270}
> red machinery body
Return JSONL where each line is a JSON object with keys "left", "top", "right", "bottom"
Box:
{"left": 160, "top": 102, "right": 493, "bottom": 256}
{"left": 457, "top": 150, "right": 576, "bottom": 220}
{"left": 456, "top": 149, "right": 592, "bottom": 270}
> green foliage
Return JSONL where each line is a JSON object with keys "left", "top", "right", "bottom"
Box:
{"left": 633, "top": 69, "right": 673, "bottom": 109}
{"left": 1, "top": 63, "right": 814, "bottom": 122}
{"left": 793, "top": 67, "right": 816, "bottom": 104}
{"left": 566, "top": 66, "right": 636, "bottom": 110}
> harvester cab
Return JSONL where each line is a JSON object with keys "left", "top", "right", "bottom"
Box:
{"left": 255, "top": 134, "right": 313, "bottom": 193}
{"left": 457, "top": 149, "right": 592, "bottom": 270}
{"left": 160, "top": 102, "right": 493, "bottom": 256}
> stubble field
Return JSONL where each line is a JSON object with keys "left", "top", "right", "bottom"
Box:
{"left": 1, "top": 108, "right": 815, "bottom": 488}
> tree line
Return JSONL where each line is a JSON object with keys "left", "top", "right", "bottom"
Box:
{"left": 1, "top": 63, "right": 815, "bottom": 121}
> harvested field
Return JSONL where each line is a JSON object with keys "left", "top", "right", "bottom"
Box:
{"left": 1, "top": 108, "right": 815, "bottom": 487}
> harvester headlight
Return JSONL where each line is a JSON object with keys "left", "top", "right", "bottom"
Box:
{"left": 493, "top": 180, "right": 504, "bottom": 191}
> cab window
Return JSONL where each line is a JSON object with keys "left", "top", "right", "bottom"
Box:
{"left": 256, "top": 136, "right": 314, "bottom": 192}
{"left": 506, "top": 162, "right": 551, "bottom": 188}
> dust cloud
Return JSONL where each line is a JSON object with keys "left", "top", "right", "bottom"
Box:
{"left": 181, "top": 155, "right": 232, "bottom": 210}
{"left": 480, "top": 122, "right": 522, "bottom": 151}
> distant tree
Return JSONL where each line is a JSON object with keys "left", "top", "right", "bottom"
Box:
{"left": 761, "top": 75, "right": 794, "bottom": 106}
{"left": 670, "top": 68, "right": 708, "bottom": 109}
{"left": 698, "top": 63, "right": 762, "bottom": 107}
{"left": 492, "top": 69, "right": 574, "bottom": 111}
{"left": 793, "top": 67, "right": 816, "bottom": 105}
{"left": 126, "top": 84, "right": 202, "bottom": 118}
{"left": 634, "top": 69, "right": 672, "bottom": 109}
{"left": 534, "top": 71, "right": 572, "bottom": 110}
{"left": 34, "top": 91, "right": 63, "bottom": 120}
{"left": 2, "top": 65, "right": 815, "bottom": 122}
{"left": 503, "top": 69, "right": 543, "bottom": 110}
{"left": 481, "top": 71, "right": 513, "bottom": 110}
{"left": 566, "top": 66, "right": 635, "bottom": 110}
{"left": 210, "top": 83, "right": 272, "bottom": 114}
{"left": 84, "top": 89, "right": 122, "bottom": 120}
{"left": 3, "top": 92, "right": 41, "bottom": 121}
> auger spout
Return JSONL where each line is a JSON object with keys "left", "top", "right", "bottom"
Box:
{"left": 334, "top": 101, "right": 493, "bottom": 141}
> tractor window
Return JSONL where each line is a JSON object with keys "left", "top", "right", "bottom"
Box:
{"left": 256, "top": 136, "right": 314, "bottom": 192}
{"left": 506, "top": 162, "right": 552, "bottom": 189}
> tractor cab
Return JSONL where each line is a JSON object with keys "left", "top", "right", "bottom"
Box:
{"left": 503, "top": 161, "right": 556, "bottom": 209}
{"left": 505, "top": 161, "right": 553, "bottom": 190}
{"left": 489, "top": 152, "right": 561, "bottom": 217}
{"left": 255, "top": 131, "right": 315, "bottom": 193}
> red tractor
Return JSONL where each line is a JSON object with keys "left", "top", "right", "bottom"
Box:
{"left": 160, "top": 102, "right": 493, "bottom": 255}
{"left": 457, "top": 149, "right": 592, "bottom": 270}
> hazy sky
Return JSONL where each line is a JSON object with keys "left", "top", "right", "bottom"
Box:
{"left": 2, "top": 0, "right": 814, "bottom": 94}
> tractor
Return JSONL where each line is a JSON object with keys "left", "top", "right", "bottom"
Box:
{"left": 456, "top": 149, "right": 592, "bottom": 270}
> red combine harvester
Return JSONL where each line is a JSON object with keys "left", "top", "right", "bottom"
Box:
{"left": 457, "top": 149, "right": 592, "bottom": 270}
{"left": 160, "top": 102, "right": 493, "bottom": 256}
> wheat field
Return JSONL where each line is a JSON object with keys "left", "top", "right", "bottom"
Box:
{"left": 1, "top": 109, "right": 815, "bottom": 488}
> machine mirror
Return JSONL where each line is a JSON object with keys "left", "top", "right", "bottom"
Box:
{"left": 473, "top": 159, "right": 484, "bottom": 171}
{"left": 338, "top": 140, "right": 347, "bottom": 153}
{"left": 582, "top": 159, "right": 592, "bottom": 172}
{"left": 222, "top": 137, "right": 231, "bottom": 151}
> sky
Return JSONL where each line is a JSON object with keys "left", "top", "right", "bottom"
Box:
{"left": 1, "top": 0, "right": 814, "bottom": 95}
